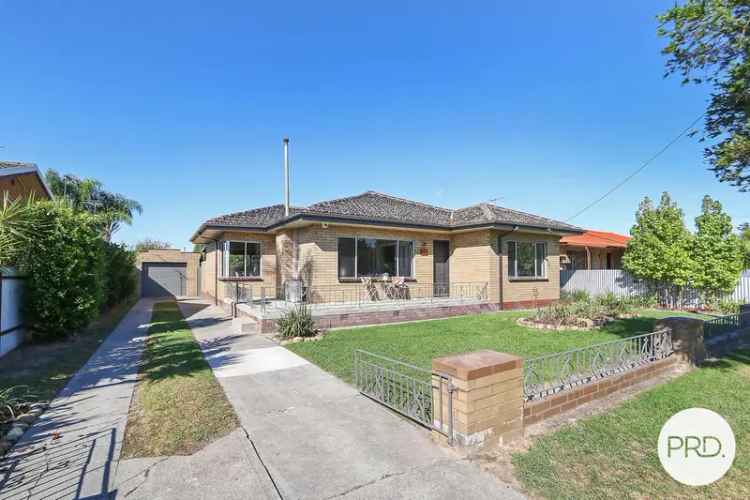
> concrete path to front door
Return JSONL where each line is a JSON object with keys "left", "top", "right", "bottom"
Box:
{"left": 171, "top": 299, "right": 526, "bottom": 500}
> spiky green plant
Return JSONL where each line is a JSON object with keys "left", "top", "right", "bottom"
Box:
{"left": 0, "top": 193, "right": 48, "bottom": 266}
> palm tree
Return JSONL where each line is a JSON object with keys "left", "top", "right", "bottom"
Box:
{"left": 96, "top": 191, "right": 143, "bottom": 241}
{"left": 45, "top": 170, "right": 142, "bottom": 241}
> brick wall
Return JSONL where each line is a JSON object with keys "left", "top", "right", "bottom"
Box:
{"left": 523, "top": 356, "right": 678, "bottom": 425}
{"left": 200, "top": 231, "right": 277, "bottom": 301}
{"left": 451, "top": 230, "right": 499, "bottom": 302}
{"left": 136, "top": 249, "right": 201, "bottom": 296}
{"left": 500, "top": 233, "right": 561, "bottom": 308}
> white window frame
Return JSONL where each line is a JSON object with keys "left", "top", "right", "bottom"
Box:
{"left": 222, "top": 240, "right": 262, "bottom": 278}
{"left": 337, "top": 237, "right": 415, "bottom": 279}
{"left": 507, "top": 240, "right": 547, "bottom": 279}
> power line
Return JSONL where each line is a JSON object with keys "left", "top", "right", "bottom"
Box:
{"left": 566, "top": 112, "right": 706, "bottom": 222}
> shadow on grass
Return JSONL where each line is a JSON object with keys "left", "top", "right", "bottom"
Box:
{"left": 139, "top": 304, "right": 243, "bottom": 382}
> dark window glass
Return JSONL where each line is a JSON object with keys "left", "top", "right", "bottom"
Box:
{"left": 508, "top": 241, "right": 517, "bottom": 277}
{"left": 338, "top": 238, "right": 356, "bottom": 278}
{"left": 247, "top": 242, "right": 261, "bottom": 277}
{"left": 228, "top": 241, "right": 245, "bottom": 277}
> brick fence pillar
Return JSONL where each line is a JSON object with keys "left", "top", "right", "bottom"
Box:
{"left": 655, "top": 316, "right": 706, "bottom": 365}
{"left": 432, "top": 350, "right": 524, "bottom": 447}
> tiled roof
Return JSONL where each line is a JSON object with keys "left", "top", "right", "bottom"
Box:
{"left": 198, "top": 191, "right": 582, "bottom": 236}
{"left": 0, "top": 161, "right": 38, "bottom": 172}
{"left": 560, "top": 230, "right": 630, "bottom": 248}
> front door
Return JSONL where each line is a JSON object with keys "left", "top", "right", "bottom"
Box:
{"left": 433, "top": 240, "right": 450, "bottom": 297}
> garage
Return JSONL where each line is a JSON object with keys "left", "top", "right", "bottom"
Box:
{"left": 142, "top": 262, "right": 188, "bottom": 297}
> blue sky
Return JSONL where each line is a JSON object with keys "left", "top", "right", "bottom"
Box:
{"left": 2, "top": 1, "right": 747, "bottom": 248}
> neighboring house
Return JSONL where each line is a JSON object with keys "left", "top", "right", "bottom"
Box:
{"left": 136, "top": 249, "right": 201, "bottom": 298}
{"left": 191, "top": 191, "right": 582, "bottom": 314}
{"left": 559, "top": 230, "right": 630, "bottom": 270}
{"left": 0, "top": 161, "right": 53, "bottom": 200}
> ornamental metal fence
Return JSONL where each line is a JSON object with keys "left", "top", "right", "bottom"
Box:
{"left": 225, "top": 281, "right": 489, "bottom": 309}
{"left": 703, "top": 312, "right": 750, "bottom": 339}
{"left": 523, "top": 329, "right": 673, "bottom": 401}
{"left": 354, "top": 350, "right": 453, "bottom": 443}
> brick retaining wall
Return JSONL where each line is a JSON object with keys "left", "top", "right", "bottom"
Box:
{"left": 523, "top": 356, "right": 679, "bottom": 425}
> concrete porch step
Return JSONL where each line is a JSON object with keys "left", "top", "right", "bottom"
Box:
{"left": 232, "top": 316, "right": 259, "bottom": 334}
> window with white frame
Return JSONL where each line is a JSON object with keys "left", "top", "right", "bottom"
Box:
{"left": 507, "top": 241, "right": 547, "bottom": 279}
{"left": 338, "top": 237, "right": 414, "bottom": 278}
{"left": 222, "top": 240, "right": 261, "bottom": 278}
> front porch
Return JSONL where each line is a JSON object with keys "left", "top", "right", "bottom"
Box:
{"left": 227, "top": 281, "right": 493, "bottom": 333}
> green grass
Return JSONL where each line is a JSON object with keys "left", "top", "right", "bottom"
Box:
{"left": 512, "top": 350, "right": 750, "bottom": 499}
{"left": 0, "top": 297, "right": 137, "bottom": 402}
{"left": 287, "top": 308, "right": 707, "bottom": 383}
{"left": 122, "top": 301, "right": 238, "bottom": 457}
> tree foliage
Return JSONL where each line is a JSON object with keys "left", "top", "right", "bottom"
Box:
{"left": 45, "top": 169, "right": 142, "bottom": 241}
{"left": 622, "top": 193, "right": 695, "bottom": 288}
{"left": 134, "top": 238, "right": 173, "bottom": 253}
{"left": 692, "top": 196, "right": 745, "bottom": 294}
{"left": 14, "top": 200, "right": 137, "bottom": 339}
{"left": 19, "top": 201, "right": 107, "bottom": 339}
{"left": 739, "top": 222, "right": 750, "bottom": 266}
{"left": 658, "top": 1, "right": 750, "bottom": 190}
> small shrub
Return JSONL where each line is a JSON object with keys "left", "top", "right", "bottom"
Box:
{"left": 570, "top": 290, "right": 591, "bottom": 303}
{"left": 627, "top": 292, "right": 659, "bottom": 309}
{"left": 0, "top": 386, "right": 35, "bottom": 422}
{"left": 277, "top": 305, "right": 317, "bottom": 338}
{"left": 717, "top": 299, "right": 741, "bottom": 315}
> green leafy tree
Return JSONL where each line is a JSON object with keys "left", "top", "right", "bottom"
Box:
{"left": 103, "top": 243, "right": 137, "bottom": 307}
{"left": 134, "top": 238, "right": 172, "bottom": 253}
{"left": 19, "top": 201, "right": 106, "bottom": 338}
{"left": 658, "top": 1, "right": 750, "bottom": 190}
{"left": 739, "top": 222, "right": 750, "bottom": 267}
{"left": 45, "top": 169, "right": 142, "bottom": 241}
{"left": 623, "top": 193, "right": 695, "bottom": 302}
{"left": 692, "top": 196, "right": 744, "bottom": 296}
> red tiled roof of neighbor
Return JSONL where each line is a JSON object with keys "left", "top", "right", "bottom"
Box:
{"left": 560, "top": 230, "right": 630, "bottom": 249}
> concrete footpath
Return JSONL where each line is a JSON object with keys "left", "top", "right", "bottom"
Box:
{"left": 169, "top": 299, "right": 525, "bottom": 500}
{"left": 0, "top": 299, "right": 154, "bottom": 500}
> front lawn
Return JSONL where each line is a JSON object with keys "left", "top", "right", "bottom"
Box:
{"left": 121, "top": 301, "right": 238, "bottom": 457}
{"left": 512, "top": 350, "right": 750, "bottom": 499}
{"left": 287, "top": 308, "right": 707, "bottom": 383}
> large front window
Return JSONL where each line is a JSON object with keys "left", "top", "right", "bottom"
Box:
{"left": 222, "top": 240, "right": 261, "bottom": 277}
{"left": 338, "top": 237, "right": 414, "bottom": 278}
{"left": 508, "top": 241, "right": 547, "bottom": 279}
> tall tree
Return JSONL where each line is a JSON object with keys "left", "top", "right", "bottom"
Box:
{"left": 45, "top": 169, "right": 142, "bottom": 241}
{"left": 658, "top": 1, "right": 750, "bottom": 191}
{"left": 739, "top": 222, "right": 750, "bottom": 267}
{"left": 692, "top": 195, "right": 744, "bottom": 296}
{"left": 0, "top": 193, "right": 49, "bottom": 266}
{"left": 623, "top": 193, "right": 695, "bottom": 301}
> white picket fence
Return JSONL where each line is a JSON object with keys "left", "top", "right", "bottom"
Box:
{"left": 0, "top": 267, "right": 25, "bottom": 358}
{"left": 560, "top": 269, "right": 750, "bottom": 305}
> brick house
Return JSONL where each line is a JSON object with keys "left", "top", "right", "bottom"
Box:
{"left": 191, "top": 191, "right": 582, "bottom": 326}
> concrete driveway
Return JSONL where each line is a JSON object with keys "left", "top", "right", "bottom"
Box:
{"left": 173, "top": 299, "right": 525, "bottom": 500}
